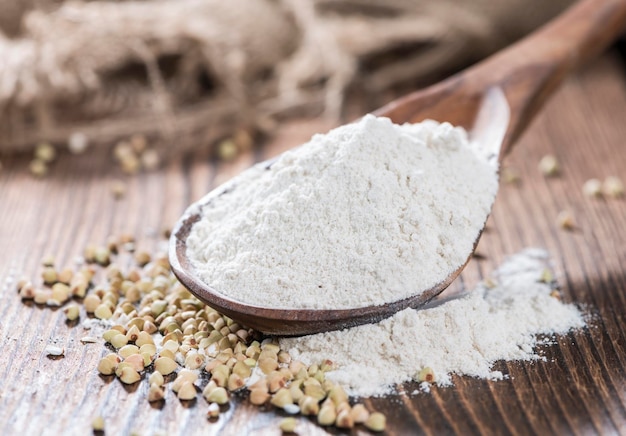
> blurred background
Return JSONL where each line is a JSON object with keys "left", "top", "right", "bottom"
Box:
{"left": 0, "top": 0, "right": 575, "bottom": 161}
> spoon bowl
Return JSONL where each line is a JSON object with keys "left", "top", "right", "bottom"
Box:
{"left": 170, "top": 0, "right": 626, "bottom": 335}
{"left": 170, "top": 88, "right": 508, "bottom": 336}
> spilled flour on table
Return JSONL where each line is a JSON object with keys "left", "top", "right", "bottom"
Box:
{"left": 279, "top": 249, "right": 584, "bottom": 397}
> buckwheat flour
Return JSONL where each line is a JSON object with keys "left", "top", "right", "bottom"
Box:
{"left": 186, "top": 114, "right": 498, "bottom": 309}
{"left": 279, "top": 249, "right": 585, "bottom": 397}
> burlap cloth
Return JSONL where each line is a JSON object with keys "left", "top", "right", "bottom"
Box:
{"left": 0, "top": 0, "right": 573, "bottom": 155}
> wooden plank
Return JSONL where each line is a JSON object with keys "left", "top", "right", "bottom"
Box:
{"left": 0, "top": 54, "right": 625, "bottom": 435}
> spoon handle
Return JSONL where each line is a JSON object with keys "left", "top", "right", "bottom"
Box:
{"left": 375, "top": 0, "right": 626, "bottom": 159}
{"left": 468, "top": 0, "right": 626, "bottom": 156}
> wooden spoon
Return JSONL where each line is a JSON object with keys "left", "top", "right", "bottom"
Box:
{"left": 170, "top": 0, "right": 626, "bottom": 336}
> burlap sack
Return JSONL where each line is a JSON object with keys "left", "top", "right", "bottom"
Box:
{"left": 0, "top": 0, "right": 572, "bottom": 154}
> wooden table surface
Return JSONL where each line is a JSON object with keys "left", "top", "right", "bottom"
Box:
{"left": 1, "top": 53, "right": 625, "bottom": 436}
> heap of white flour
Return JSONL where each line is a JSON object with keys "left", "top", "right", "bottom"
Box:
{"left": 279, "top": 249, "right": 585, "bottom": 397}
{"left": 186, "top": 115, "right": 498, "bottom": 309}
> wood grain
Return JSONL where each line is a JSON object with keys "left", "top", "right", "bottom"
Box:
{"left": 1, "top": 55, "right": 626, "bottom": 435}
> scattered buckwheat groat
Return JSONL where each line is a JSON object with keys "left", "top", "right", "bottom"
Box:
{"left": 582, "top": 178, "right": 603, "bottom": 198}
{"left": 556, "top": 210, "right": 576, "bottom": 230}
{"left": 22, "top": 235, "right": 384, "bottom": 432}
{"left": 539, "top": 154, "right": 559, "bottom": 176}
{"left": 68, "top": 132, "right": 89, "bottom": 154}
